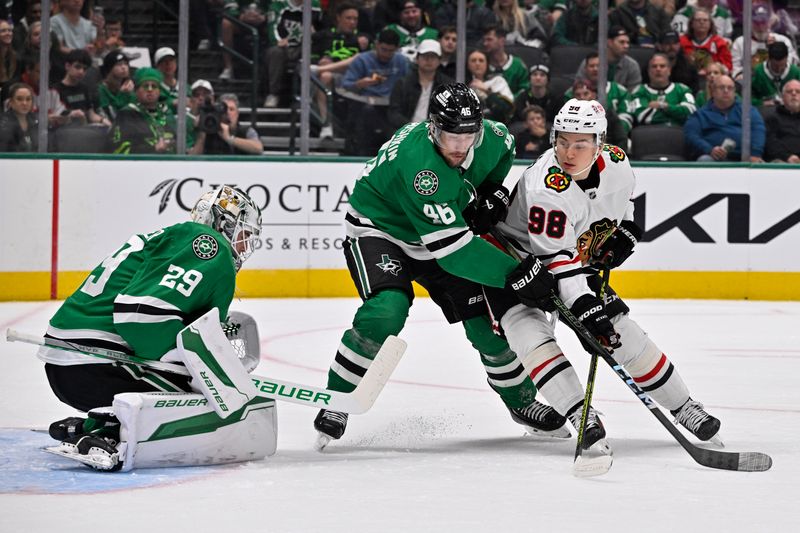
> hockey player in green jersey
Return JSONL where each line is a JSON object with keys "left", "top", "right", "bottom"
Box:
{"left": 40, "top": 186, "right": 277, "bottom": 471}
{"left": 314, "top": 83, "right": 566, "bottom": 449}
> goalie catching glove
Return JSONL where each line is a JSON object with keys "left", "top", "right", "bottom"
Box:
{"left": 464, "top": 182, "right": 511, "bottom": 235}
{"left": 592, "top": 220, "right": 642, "bottom": 269}
{"left": 571, "top": 294, "right": 621, "bottom": 350}
{"left": 505, "top": 254, "right": 557, "bottom": 312}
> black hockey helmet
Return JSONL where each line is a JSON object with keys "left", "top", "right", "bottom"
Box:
{"left": 428, "top": 83, "right": 483, "bottom": 134}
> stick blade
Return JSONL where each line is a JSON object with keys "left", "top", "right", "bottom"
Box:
{"left": 573, "top": 454, "right": 613, "bottom": 478}
{"left": 691, "top": 447, "right": 773, "bottom": 472}
{"left": 347, "top": 335, "right": 407, "bottom": 414}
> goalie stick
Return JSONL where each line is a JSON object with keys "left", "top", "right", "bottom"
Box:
{"left": 6, "top": 328, "right": 406, "bottom": 415}
{"left": 489, "top": 230, "right": 772, "bottom": 473}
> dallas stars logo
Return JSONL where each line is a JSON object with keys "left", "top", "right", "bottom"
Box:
{"left": 414, "top": 170, "right": 439, "bottom": 196}
{"left": 375, "top": 254, "right": 402, "bottom": 276}
{"left": 193, "top": 234, "right": 219, "bottom": 260}
{"left": 603, "top": 144, "right": 626, "bottom": 163}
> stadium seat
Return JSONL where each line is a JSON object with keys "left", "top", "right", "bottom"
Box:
{"left": 506, "top": 45, "right": 548, "bottom": 70}
{"left": 549, "top": 45, "right": 595, "bottom": 78}
{"left": 628, "top": 47, "right": 655, "bottom": 73}
{"left": 757, "top": 105, "right": 777, "bottom": 123}
{"left": 549, "top": 76, "right": 574, "bottom": 102}
{"left": 50, "top": 125, "right": 111, "bottom": 154}
{"left": 630, "top": 125, "right": 686, "bottom": 160}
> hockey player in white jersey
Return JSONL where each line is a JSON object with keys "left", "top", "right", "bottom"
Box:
{"left": 485, "top": 98, "right": 722, "bottom": 451}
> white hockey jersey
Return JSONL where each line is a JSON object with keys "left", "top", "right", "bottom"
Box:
{"left": 497, "top": 144, "right": 636, "bottom": 307}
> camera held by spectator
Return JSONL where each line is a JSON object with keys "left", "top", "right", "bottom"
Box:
{"left": 198, "top": 97, "right": 228, "bottom": 134}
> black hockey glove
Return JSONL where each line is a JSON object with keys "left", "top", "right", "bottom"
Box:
{"left": 591, "top": 220, "right": 643, "bottom": 269}
{"left": 465, "top": 182, "right": 510, "bottom": 235}
{"left": 570, "top": 294, "right": 621, "bottom": 350}
{"left": 505, "top": 255, "right": 557, "bottom": 312}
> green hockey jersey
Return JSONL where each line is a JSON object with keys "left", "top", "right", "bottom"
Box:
{"left": 346, "top": 120, "right": 518, "bottom": 288}
{"left": 628, "top": 82, "right": 696, "bottom": 126}
{"left": 41, "top": 222, "right": 236, "bottom": 365}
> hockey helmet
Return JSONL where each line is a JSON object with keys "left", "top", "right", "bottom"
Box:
{"left": 428, "top": 83, "right": 484, "bottom": 151}
{"left": 550, "top": 98, "right": 608, "bottom": 147}
{"left": 191, "top": 186, "right": 262, "bottom": 271}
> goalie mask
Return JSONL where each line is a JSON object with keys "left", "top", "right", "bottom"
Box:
{"left": 191, "top": 186, "right": 262, "bottom": 271}
{"left": 428, "top": 83, "right": 484, "bottom": 154}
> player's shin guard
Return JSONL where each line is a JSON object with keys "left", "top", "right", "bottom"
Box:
{"left": 523, "top": 341, "right": 586, "bottom": 417}
{"left": 611, "top": 315, "right": 690, "bottom": 411}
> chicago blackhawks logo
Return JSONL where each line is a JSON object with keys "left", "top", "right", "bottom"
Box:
{"left": 375, "top": 254, "right": 402, "bottom": 276}
{"left": 577, "top": 218, "right": 615, "bottom": 264}
{"left": 603, "top": 144, "right": 626, "bottom": 163}
{"left": 414, "top": 170, "right": 439, "bottom": 196}
{"left": 193, "top": 234, "right": 219, "bottom": 260}
{"left": 544, "top": 166, "right": 571, "bottom": 193}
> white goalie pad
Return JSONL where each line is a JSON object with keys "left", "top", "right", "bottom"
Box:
{"left": 223, "top": 310, "right": 261, "bottom": 373}
{"left": 177, "top": 308, "right": 256, "bottom": 418}
{"left": 114, "top": 391, "right": 277, "bottom": 472}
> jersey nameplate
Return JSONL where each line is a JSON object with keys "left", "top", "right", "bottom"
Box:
{"left": 414, "top": 170, "right": 439, "bottom": 196}
{"left": 544, "top": 165, "right": 572, "bottom": 193}
{"left": 193, "top": 234, "right": 219, "bottom": 260}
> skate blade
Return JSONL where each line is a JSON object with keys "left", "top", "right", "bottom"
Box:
{"left": 313, "top": 432, "right": 333, "bottom": 452}
{"left": 522, "top": 424, "right": 571, "bottom": 439}
{"left": 591, "top": 438, "right": 613, "bottom": 456}
{"left": 706, "top": 433, "right": 725, "bottom": 448}
{"left": 44, "top": 445, "right": 118, "bottom": 471}
{"left": 573, "top": 454, "right": 613, "bottom": 478}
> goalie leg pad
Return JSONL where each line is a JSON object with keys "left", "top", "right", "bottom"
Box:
{"left": 114, "top": 391, "right": 277, "bottom": 472}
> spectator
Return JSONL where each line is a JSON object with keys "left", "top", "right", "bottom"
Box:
{"left": 679, "top": 7, "right": 732, "bottom": 75}
{"left": 610, "top": 0, "right": 672, "bottom": 47}
{"left": 340, "top": 29, "right": 409, "bottom": 155}
{"left": 15, "top": 20, "right": 66, "bottom": 87}
{"left": 263, "top": 0, "right": 323, "bottom": 107}
{"left": 432, "top": 0, "right": 496, "bottom": 49}
{"left": 154, "top": 47, "right": 180, "bottom": 106}
{"left": 652, "top": 30, "right": 699, "bottom": 92}
{"left": 189, "top": 0, "right": 214, "bottom": 51}
{"left": 492, "top": 0, "right": 548, "bottom": 48}
{"left": 219, "top": 0, "right": 269, "bottom": 80}
{"left": 50, "top": 0, "right": 99, "bottom": 54}
{"left": 731, "top": 4, "right": 798, "bottom": 80}
{"left": 437, "top": 25, "right": 458, "bottom": 79}
{"left": 0, "top": 82, "right": 38, "bottom": 152}
{"left": 671, "top": 0, "right": 733, "bottom": 40}
{"left": 572, "top": 51, "right": 634, "bottom": 134}
{"left": 628, "top": 53, "right": 696, "bottom": 126}
{"left": 569, "top": 78, "right": 629, "bottom": 147}
{"left": 12, "top": 1, "right": 42, "bottom": 53}
{"left": 97, "top": 50, "right": 135, "bottom": 121}
{"left": 110, "top": 68, "right": 177, "bottom": 154}
{"left": 15, "top": 56, "right": 66, "bottom": 128}
{"left": 55, "top": 49, "right": 106, "bottom": 126}
{"left": 384, "top": 0, "right": 438, "bottom": 57}
{"left": 193, "top": 93, "right": 263, "bottom": 155}
{"left": 752, "top": 41, "right": 800, "bottom": 107}
{"left": 95, "top": 17, "right": 126, "bottom": 57}
{"left": 764, "top": 80, "right": 800, "bottom": 162}
{"left": 515, "top": 105, "right": 548, "bottom": 159}
{"left": 513, "top": 64, "right": 560, "bottom": 123}
{"left": 550, "top": 0, "right": 598, "bottom": 47}
{"left": 187, "top": 78, "right": 214, "bottom": 150}
{"left": 577, "top": 26, "right": 642, "bottom": 91}
{"left": 537, "top": 0, "right": 567, "bottom": 26}
{"left": 694, "top": 61, "right": 728, "bottom": 107}
{"left": 684, "top": 74, "right": 765, "bottom": 162}
{"left": 482, "top": 25, "right": 529, "bottom": 98}
{"left": 388, "top": 39, "right": 451, "bottom": 129}
{"left": 466, "top": 48, "right": 514, "bottom": 123}
{"left": 0, "top": 19, "right": 19, "bottom": 85}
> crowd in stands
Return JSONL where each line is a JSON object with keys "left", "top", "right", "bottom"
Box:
{"left": 1, "top": 0, "right": 800, "bottom": 163}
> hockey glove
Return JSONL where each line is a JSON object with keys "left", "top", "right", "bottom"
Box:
{"left": 465, "top": 182, "right": 510, "bottom": 235}
{"left": 592, "top": 220, "right": 642, "bottom": 269}
{"left": 571, "top": 294, "right": 621, "bottom": 350}
{"left": 505, "top": 255, "right": 557, "bottom": 312}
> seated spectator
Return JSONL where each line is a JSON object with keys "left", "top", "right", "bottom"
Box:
{"left": 671, "top": 0, "right": 733, "bottom": 40}
{"left": 467, "top": 48, "right": 514, "bottom": 123}
{"left": 679, "top": 7, "right": 732, "bottom": 75}
{"left": 388, "top": 39, "right": 451, "bottom": 130}
{"left": 764, "top": 80, "right": 800, "bottom": 163}
{"left": 50, "top": 0, "right": 99, "bottom": 54}
{"left": 483, "top": 25, "right": 529, "bottom": 98}
{"left": 628, "top": 53, "right": 696, "bottom": 126}
{"left": 550, "top": 0, "right": 598, "bottom": 47}
{"left": 0, "top": 19, "right": 19, "bottom": 85}
{"left": 731, "top": 4, "right": 798, "bottom": 80}
{"left": 492, "top": 0, "right": 548, "bottom": 48}
{"left": 752, "top": 41, "right": 800, "bottom": 107}
{"left": 263, "top": 0, "right": 323, "bottom": 107}
{"left": 339, "top": 29, "right": 410, "bottom": 155}
{"left": 97, "top": 50, "right": 135, "bottom": 121}
{"left": 694, "top": 61, "right": 728, "bottom": 107}
{"left": 110, "top": 68, "right": 177, "bottom": 154}
{"left": 219, "top": 0, "right": 269, "bottom": 80}
{"left": 193, "top": 93, "right": 263, "bottom": 155}
{"left": 12, "top": 1, "right": 42, "bottom": 53}
{"left": 384, "top": 0, "right": 438, "bottom": 59}
{"left": 515, "top": 105, "right": 549, "bottom": 159}
{"left": 610, "top": 0, "right": 672, "bottom": 47}
{"left": 0, "top": 82, "right": 38, "bottom": 152}
{"left": 101, "top": 18, "right": 125, "bottom": 52}
{"left": 514, "top": 64, "right": 560, "bottom": 123}
{"left": 432, "top": 0, "right": 497, "bottom": 49}
{"left": 569, "top": 78, "right": 629, "bottom": 147}
{"left": 577, "top": 26, "right": 642, "bottom": 91}
{"left": 652, "top": 30, "right": 699, "bottom": 92}
{"left": 572, "top": 51, "right": 633, "bottom": 133}
{"left": 684, "top": 74, "right": 765, "bottom": 162}
{"left": 12, "top": 56, "right": 66, "bottom": 128}
{"left": 537, "top": 0, "right": 567, "bottom": 26}
{"left": 55, "top": 49, "right": 106, "bottom": 126}
{"left": 437, "top": 26, "right": 458, "bottom": 80}
{"left": 154, "top": 47, "right": 180, "bottom": 106}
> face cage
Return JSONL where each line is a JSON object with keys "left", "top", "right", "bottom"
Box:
{"left": 213, "top": 207, "right": 261, "bottom": 271}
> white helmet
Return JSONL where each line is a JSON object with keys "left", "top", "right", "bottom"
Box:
{"left": 550, "top": 98, "right": 608, "bottom": 147}
{"left": 191, "top": 186, "right": 262, "bottom": 271}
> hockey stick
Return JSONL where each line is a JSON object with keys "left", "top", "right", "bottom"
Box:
{"left": 6, "top": 329, "right": 406, "bottom": 415}
{"left": 488, "top": 230, "right": 772, "bottom": 472}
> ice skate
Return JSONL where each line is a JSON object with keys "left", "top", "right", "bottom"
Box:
{"left": 508, "top": 400, "right": 570, "bottom": 438}
{"left": 313, "top": 409, "right": 348, "bottom": 451}
{"left": 568, "top": 403, "right": 611, "bottom": 455}
{"left": 45, "top": 434, "right": 123, "bottom": 472}
{"left": 671, "top": 399, "right": 723, "bottom": 446}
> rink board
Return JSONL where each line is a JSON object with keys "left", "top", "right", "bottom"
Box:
{"left": 0, "top": 156, "right": 798, "bottom": 300}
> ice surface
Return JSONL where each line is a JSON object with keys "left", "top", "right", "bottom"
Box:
{"left": 1, "top": 298, "right": 797, "bottom": 532}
